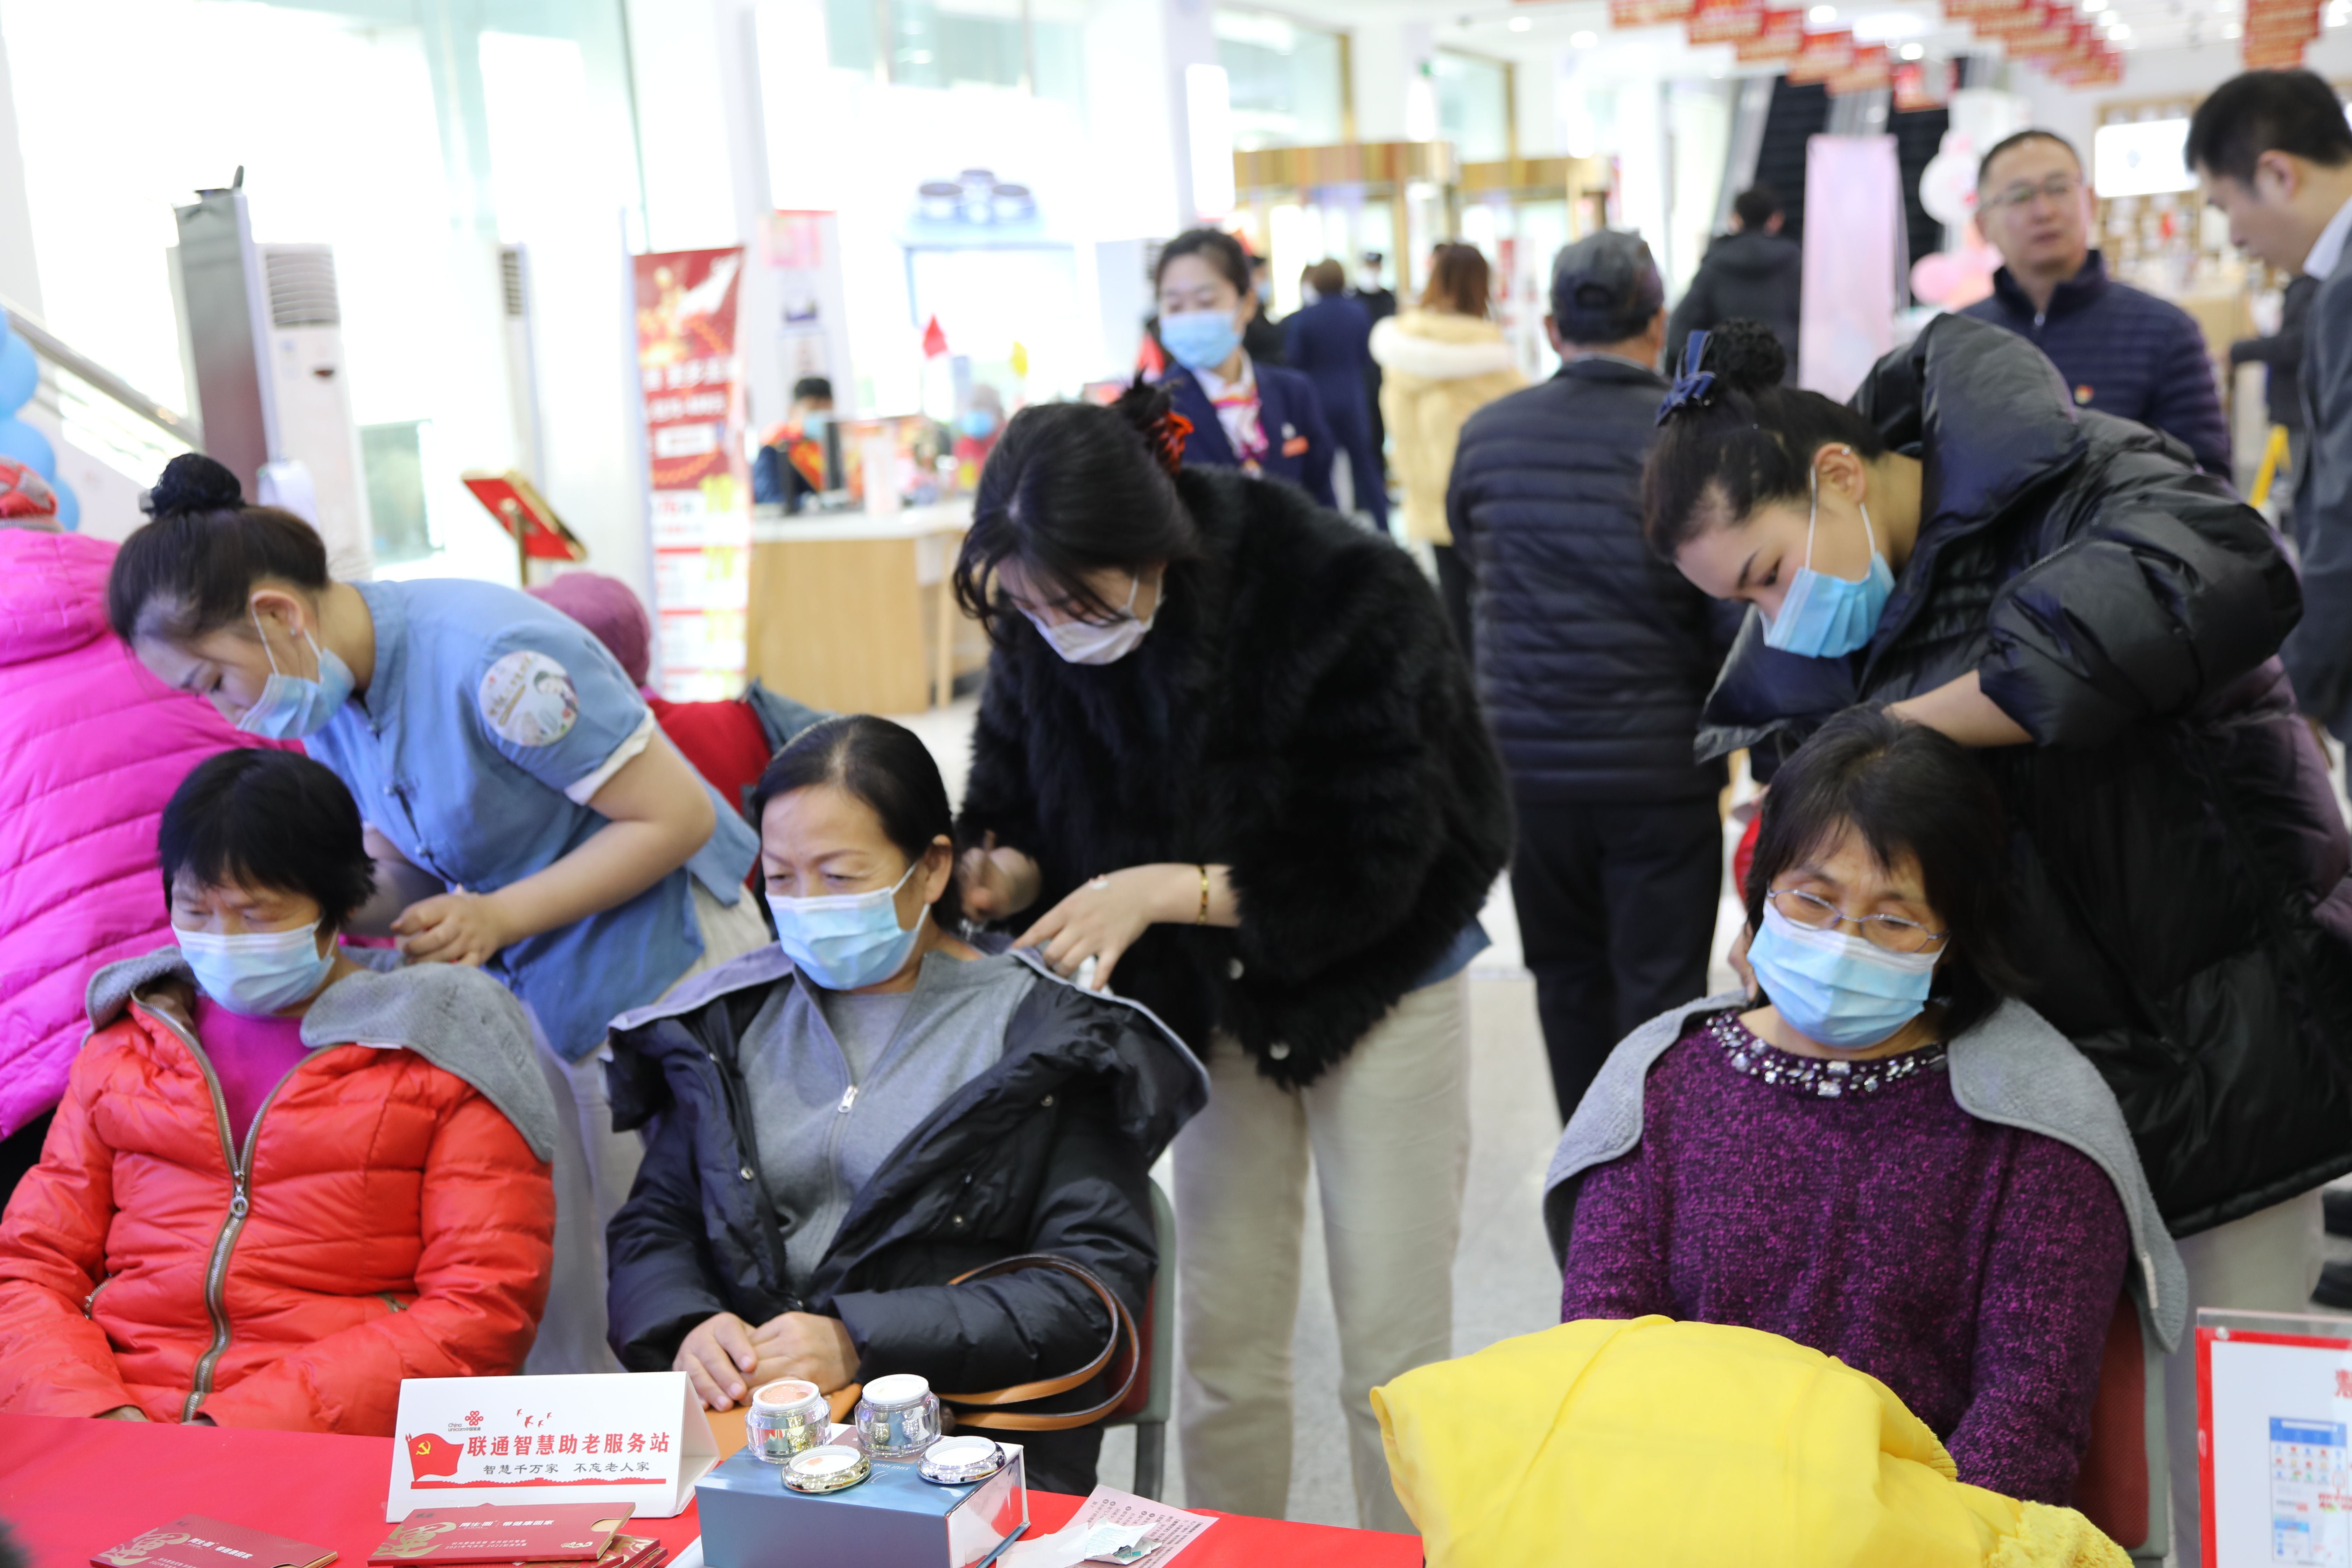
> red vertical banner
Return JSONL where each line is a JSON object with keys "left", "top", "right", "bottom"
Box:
{"left": 635, "top": 247, "right": 751, "bottom": 701}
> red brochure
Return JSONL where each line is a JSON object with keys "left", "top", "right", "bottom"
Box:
{"left": 93, "top": 1515, "right": 336, "bottom": 1568}
{"left": 368, "top": 1504, "right": 634, "bottom": 1563}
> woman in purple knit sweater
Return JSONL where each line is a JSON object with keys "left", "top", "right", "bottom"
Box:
{"left": 1544, "top": 709, "right": 2184, "bottom": 1507}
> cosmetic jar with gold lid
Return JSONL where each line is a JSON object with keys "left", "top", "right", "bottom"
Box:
{"left": 781, "top": 1442, "right": 872, "bottom": 1493}
{"left": 747, "top": 1378, "right": 831, "bottom": 1463}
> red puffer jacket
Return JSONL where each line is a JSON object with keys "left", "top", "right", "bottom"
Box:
{"left": 0, "top": 960, "right": 555, "bottom": 1433}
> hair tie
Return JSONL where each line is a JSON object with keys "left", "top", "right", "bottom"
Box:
{"left": 1655, "top": 329, "right": 1719, "bottom": 426}
{"left": 1148, "top": 411, "right": 1194, "bottom": 477}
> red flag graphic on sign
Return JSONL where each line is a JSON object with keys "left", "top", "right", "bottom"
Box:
{"left": 406, "top": 1433, "right": 465, "bottom": 1480}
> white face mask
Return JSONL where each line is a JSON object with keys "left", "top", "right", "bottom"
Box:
{"left": 1020, "top": 573, "right": 1163, "bottom": 666}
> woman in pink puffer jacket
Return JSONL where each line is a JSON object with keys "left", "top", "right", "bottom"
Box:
{"left": 0, "top": 463, "right": 265, "bottom": 1194}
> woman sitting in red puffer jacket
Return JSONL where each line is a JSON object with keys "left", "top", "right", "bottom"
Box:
{"left": 0, "top": 749, "right": 556, "bottom": 1433}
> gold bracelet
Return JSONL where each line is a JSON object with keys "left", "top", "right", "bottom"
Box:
{"left": 1196, "top": 864, "right": 1211, "bottom": 926}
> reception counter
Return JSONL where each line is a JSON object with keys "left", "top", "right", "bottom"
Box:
{"left": 747, "top": 499, "right": 987, "bottom": 714}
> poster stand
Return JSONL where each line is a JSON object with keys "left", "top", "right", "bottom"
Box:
{"left": 461, "top": 469, "right": 587, "bottom": 588}
{"left": 2199, "top": 1307, "right": 2352, "bottom": 1565}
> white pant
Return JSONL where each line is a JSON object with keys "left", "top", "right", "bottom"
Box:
{"left": 1173, "top": 974, "right": 1470, "bottom": 1534}
{"left": 2168, "top": 1189, "right": 2325, "bottom": 1565}
{"left": 528, "top": 880, "right": 771, "bottom": 1374}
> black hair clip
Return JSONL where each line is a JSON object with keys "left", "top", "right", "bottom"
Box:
{"left": 1655, "top": 329, "right": 1717, "bottom": 425}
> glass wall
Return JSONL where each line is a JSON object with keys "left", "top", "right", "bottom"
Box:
{"left": 1213, "top": 9, "right": 1344, "bottom": 151}
{"left": 0, "top": 0, "right": 643, "bottom": 582}
{"left": 824, "top": 0, "right": 1085, "bottom": 110}
{"left": 1432, "top": 49, "right": 1511, "bottom": 162}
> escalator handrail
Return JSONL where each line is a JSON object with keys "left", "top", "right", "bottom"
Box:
{"left": 0, "top": 294, "right": 202, "bottom": 451}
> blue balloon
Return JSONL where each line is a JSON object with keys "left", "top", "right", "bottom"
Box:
{"left": 0, "top": 416, "right": 55, "bottom": 481}
{"left": 0, "top": 330, "right": 37, "bottom": 413}
{"left": 50, "top": 478, "right": 77, "bottom": 531}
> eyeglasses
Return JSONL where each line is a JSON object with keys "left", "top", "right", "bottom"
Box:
{"left": 1985, "top": 174, "right": 2081, "bottom": 212}
{"left": 1768, "top": 887, "right": 1948, "bottom": 954}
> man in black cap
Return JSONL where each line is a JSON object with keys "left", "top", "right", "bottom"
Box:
{"left": 1448, "top": 231, "right": 1740, "bottom": 1121}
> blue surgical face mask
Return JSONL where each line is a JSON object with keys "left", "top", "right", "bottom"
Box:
{"left": 1761, "top": 457, "right": 1894, "bottom": 659}
{"left": 959, "top": 408, "right": 997, "bottom": 440}
{"left": 768, "top": 860, "right": 927, "bottom": 991}
{"left": 178, "top": 920, "right": 338, "bottom": 1017}
{"left": 238, "top": 607, "right": 356, "bottom": 740}
{"left": 1746, "top": 902, "right": 1939, "bottom": 1051}
{"left": 1160, "top": 309, "right": 1243, "bottom": 373}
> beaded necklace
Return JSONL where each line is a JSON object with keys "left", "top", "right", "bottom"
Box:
{"left": 1706, "top": 1009, "right": 1946, "bottom": 1099}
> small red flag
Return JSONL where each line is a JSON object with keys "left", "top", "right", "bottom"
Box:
{"left": 921, "top": 315, "right": 949, "bottom": 358}
{"left": 405, "top": 1432, "right": 465, "bottom": 1480}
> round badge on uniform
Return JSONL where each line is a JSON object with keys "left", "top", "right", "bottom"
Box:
{"left": 478, "top": 649, "right": 581, "bottom": 747}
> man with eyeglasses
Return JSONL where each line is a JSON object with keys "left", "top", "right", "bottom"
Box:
{"left": 2189, "top": 70, "right": 2352, "bottom": 750}
{"left": 1961, "top": 129, "right": 2233, "bottom": 477}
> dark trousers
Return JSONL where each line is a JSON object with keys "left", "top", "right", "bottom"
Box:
{"left": 1512, "top": 795, "right": 1725, "bottom": 1122}
{"left": 1432, "top": 543, "right": 1474, "bottom": 663}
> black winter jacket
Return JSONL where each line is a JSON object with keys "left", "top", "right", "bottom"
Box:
{"left": 1448, "top": 356, "right": 1741, "bottom": 801}
{"left": 601, "top": 945, "right": 1205, "bottom": 1484}
{"left": 960, "top": 467, "right": 1514, "bottom": 1086}
{"left": 1667, "top": 230, "right": 1803, "bottom": 373}
{"left": 1702, "top": 314, "right": 2352, "bottom": 1235}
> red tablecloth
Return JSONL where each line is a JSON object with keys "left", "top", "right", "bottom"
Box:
{"left": 0, "top": 1416, "right": 1420, "bottom": 1567}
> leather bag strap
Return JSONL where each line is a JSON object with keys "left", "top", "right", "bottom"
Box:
{"left": 934, "top": 1253, "right": 1142, "bottom": 1432}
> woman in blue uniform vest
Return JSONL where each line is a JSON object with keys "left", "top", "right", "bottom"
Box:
{"left": 1152, "top": 228, "right": 1337, "bottom": 509}
{"left": 107, "top": 455, "right": 769, "bottom": 1279}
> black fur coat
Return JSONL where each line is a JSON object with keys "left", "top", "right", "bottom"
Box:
{"left": 959, "top": 466, "right": 1513, "bottom": 1086}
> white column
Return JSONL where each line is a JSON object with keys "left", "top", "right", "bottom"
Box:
{"left": 1086, "top": 0, "right": 1184, "bottom": 234}
{"left": 1163, "top": 0, "right": 1219, "bottom": 227}
{"left": 0, "top": 25, "right": 42, "bottom": 315}
{"left": 1352, "top": 21, "right": 1436, "bottom": 147}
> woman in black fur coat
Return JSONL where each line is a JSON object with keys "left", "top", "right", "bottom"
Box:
{"left": 953, "top": 384, "right": 1512, "bottom": 1532}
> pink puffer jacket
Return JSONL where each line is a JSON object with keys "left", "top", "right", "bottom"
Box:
{"left": 0, "top": 528, "right": 268, "bottom": 1139}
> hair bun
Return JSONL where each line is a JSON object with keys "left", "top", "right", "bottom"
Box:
{"left": 144, "top": 453, "right": 244, "bottom": 518}
{"left": 1113, "top": 376, "right": 1175, "bottom": 438}
{"left": 1703, "top": 319, "right": 1788, "bottom": 397}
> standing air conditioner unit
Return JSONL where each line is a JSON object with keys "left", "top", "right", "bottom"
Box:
{"left": 172, "top": 182, "right": 374, "bottom": 580}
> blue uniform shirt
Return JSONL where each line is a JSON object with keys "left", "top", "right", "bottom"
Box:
{"left": 306, "top": 579, "right": 760, "bottom": 1061}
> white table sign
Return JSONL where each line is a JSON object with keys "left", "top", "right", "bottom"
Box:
{"left": 386, "top": 1372, "right": 718, "bottom": 1521}
{"left": 2199, "top": 1310, "right": 2352, "bottom": 1566}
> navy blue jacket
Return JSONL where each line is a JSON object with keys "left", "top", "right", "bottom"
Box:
{"left": 1283, "top": 295, "right": 1386, "bottom": 523}
{"left": 1960, "top": 250, "right": 2232, "bottom": 477}
{"left": 1160, "top": 361, "right": 1337, "bottom": 509}
{"left": 1448, "top": 356, "right": 1738, "bottom": 801}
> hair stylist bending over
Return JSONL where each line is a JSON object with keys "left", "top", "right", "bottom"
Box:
{"left": 1649, "top": 317, "right": 2352, "bottom": 1558}
{"left": 107, "top": 455, "right": 767, "bottom": 1241}
{"left": 604, "top": 716, "right": 1203, "bottom": 1495}
{"left": 954, "top": 388, "right": 1512, "bottom": 1532}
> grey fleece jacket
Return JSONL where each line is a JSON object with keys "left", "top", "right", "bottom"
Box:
{"left": 85, "top": 946, "right": 557, "bottom": 1164}
{"left": 1543, "top": 990, "right": 2188, "bottom": 1353}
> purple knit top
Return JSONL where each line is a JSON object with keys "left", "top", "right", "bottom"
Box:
{"left": 1559, "top": 1010, "right": 2130, "bottom": 1506}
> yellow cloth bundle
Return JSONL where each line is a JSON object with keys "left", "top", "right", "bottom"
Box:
{"left": 1372, "top": 1317, "right": 2126, "bottom": 1568}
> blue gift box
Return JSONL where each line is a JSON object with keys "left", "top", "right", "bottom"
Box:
{"left": 695, "top": 1441, "right": 1029, "bottom": 1568}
